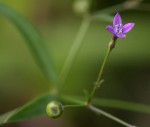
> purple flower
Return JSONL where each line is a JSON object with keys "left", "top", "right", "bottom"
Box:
{"left": 106, "top": 13, "right": 135, "bottom": 39}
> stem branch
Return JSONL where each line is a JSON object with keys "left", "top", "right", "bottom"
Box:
{"left": 61, "top": 95, "right": 136, "bottom": 127}
{"left": 88, "top": 105, "right": 136, "bottom": 127}
{"left": 88, "top": 43, "right": 112, "bottom": 103}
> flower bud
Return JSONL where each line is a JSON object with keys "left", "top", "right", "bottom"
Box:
{"left": 73, "top": 0, "right": 89, "bottom": 16}
{"left": 46, "top": 101, "right": 64, "bottom": 119}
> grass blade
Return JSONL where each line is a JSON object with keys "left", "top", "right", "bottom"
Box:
{"left": 0, "top": 94, "right": 55, "bottom": 125}
{"left": 61, "top": 95, "right": 150, "bottom": 114}
{"left": 0, "top": 3, "right": 58, "bottom": 85}
{"left": 92, "top": 98, "right": 150, "bottom": 114}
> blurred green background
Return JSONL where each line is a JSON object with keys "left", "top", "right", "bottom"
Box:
{"left": 0, "top": 0, "right": 150, "bottom": 127}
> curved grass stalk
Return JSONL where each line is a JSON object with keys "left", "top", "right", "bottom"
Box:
{"left": 59, "top": 17, "right": 91, "bottom": 90}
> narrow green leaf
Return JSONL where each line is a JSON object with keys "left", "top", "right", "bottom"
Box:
{"left": 0, "top": 3, "right": 58, "bottom": 85}
{"left": 92, "top": 1, "right": 142, "bottom": 22}
{"left": 61, "top": 95, "right": 150, "bottom": 114}
{"left": 0, "top": 94, "right": 55, "bottom": 125}
{"left": 1, "top": 94, "right": 150, "bottom": 125}
{"left": 61, "top": 95, "right": 85, "bottom": 106}
{"left": 92, "top": 98, "right": 150, "bottom": 114}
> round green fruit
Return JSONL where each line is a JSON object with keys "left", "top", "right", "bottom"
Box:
{"left": 46, "top": 101, "right": 64, "bottom": 119}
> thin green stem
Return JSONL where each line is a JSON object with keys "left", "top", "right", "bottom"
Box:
{"left": 61, "top": 95, "right": 137, "bottom": 126}
{"left": 59, "top": 16, "right": 90, "bottom": 89}
{"left": 61, "top": 95, "right": 150, "bottom": 114}
{"left": 88, "top": 105, "right": 136, "bottom": 127}
{"left": 96, "top": 46, "right": 111, "bottom": 84}
{"left": 88, "top": 37, "right": 116, "bottom": 104}
{"left": 88, "top": 44, "right": 111, "bottom": 103}
{"left": 60, "top": 95, "right": 85, "bottom": 106}
{"left": 63, "top": 104, "right": 84, "bottom": 108}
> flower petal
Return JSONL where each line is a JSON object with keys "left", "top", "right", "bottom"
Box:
{"left": 113, "top": 13, "right": 122, "bottom": 26}
{"left": 106, "top": 25, "right": 114, "bottom": 34}
{"left": 116, "top": 34, "right": 126, "bottom": 38}
{"left": 122, "top": 23, "right": 135, "bottom": 33}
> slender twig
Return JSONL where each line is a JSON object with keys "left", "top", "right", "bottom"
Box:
{"left": 88, "top": 105, "right": 136, "bottom": 127}
{"left": 63, "top": 104, "right": 84, "bottom": 108}
{"left": 88, "top": 47, "right": 111, "bottom": 102}
{"left": 88, "top": 38, "right": 114, "bottom": 103}
{"left": 59, "top": 16, "right": 91, "bottom": 90}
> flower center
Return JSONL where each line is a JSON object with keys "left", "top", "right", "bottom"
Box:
{"left": 114, "top": 24, "right": 123, "bottom": 34}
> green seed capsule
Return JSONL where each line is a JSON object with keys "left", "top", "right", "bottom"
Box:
{"left": 46, "top": 101, "right": 64, "bottom": 119}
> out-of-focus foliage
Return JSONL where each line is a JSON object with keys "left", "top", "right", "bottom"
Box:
{"left": 0, "top": 3, "right": 58, "bottom": 85}
{"left": 0, "top": 94, "right": 55, "bottom": 125}
{"left": 0, "top": 0, "right": 150, "bottom": 127}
